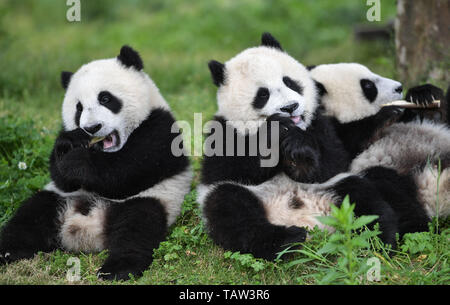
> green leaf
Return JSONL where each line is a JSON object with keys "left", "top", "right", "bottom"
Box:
{"left": 352, "top": 215, "right": 378, "bottom": 229}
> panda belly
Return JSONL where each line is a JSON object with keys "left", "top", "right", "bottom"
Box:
{"left": 58, "top": 195, "right": 109, "bottom": 252}
{"left": 45, "top": 167, "right": 192, "bottom": 253}
{"left": 247, "top": 174, "right": 337, "bottom": 231}
{"left": 350, "top": 121, "right": 450, "bottom": 174}
{"left": 198, "top": 174, "right": 338, "bottom": 232}
{"left": 350, "top": 120, "right": 450, "bottom": 218}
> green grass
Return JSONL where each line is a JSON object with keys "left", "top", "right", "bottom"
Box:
{"left": 0, "top": 0, "right": 448, "bottom": 284}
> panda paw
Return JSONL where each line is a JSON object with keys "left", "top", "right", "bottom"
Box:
{"left": 406, "top": 84, "right": 444, "bottom": 106}
{"left": 280, "top": 126, "right": 319, "bottom": 165}
{"left": 266, "top": 113, "right": 297, "bottom": 140}
{"left": 282, "top": 226, "right": 307, "bottom": 246}
{"left": 54, "top": 128, "right": 90, "bottom": 159}
{"left": 375, "top": 106, "right": 404, "bottom": 127}
{"left": 98, "top": 256, "right": 148, "bottom": 281}
{"left": 0, "top": 248, "right": 30, "bottom": 265}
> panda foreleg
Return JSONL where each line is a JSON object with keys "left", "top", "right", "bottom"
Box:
{"left": 334, "top": 106, "right": 404, "bottom": 158}
{"left": 203, "top": 183, "right": 307, "bottom": 261}
{"left": 98, "top": 196, "right": 167, "bottom": 281}
{"left": 0, "top": 191, "right": 62, "bottom": 264}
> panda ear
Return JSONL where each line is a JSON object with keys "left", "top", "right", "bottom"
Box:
{"left": 261, "top": 32, "right": 283, "bottom": 51}
{"left": 61, "top": 71, "right": 73, "bottom": 90}
{"left": 208, "top": 60, "right": 225, "bottom": 87}
{"left": 117, "top": 45, "right": 144, "bottom": 70}
{"left": 314, "top": 81, "right": 327, "bottom": 97}
{"left": 307, "top": 65, "right": 317, "bottom": 71}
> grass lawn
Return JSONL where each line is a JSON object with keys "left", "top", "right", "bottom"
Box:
{"left": 0, "top": 0, "right": 448, "bottom": 284}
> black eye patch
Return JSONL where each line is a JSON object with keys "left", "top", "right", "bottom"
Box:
{"left": 75, "top": 102, "right": 83, "bottom": 127}
{"left": 252, "top": 87, "right": 270, "bottom": 109}
{"left": 360, "top": 79, "right": 378, "bottom": 103}
{"left": 98, "top": 91, "right": 122, "bottom": 113}
{"left": 283, "top": 76, "right": 303, "bottom": 95}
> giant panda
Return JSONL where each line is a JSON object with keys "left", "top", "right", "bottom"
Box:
{"left": 197, "top": 33, "right": 420, "bottom": 260}
{"left": 308, "top": 63, "right": 447, "bottom": 158}
{"left": 308, "top": 63, "right": 450, "bottom": 221}
{"left": 0, "top": 46, "right": 192, "bottom": 280}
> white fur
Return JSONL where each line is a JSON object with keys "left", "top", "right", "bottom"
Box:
{"left": 216, "top": 46, "right": 318, "bottom": 134}
{"left": 312, "top": 63, "right": 450, "bottom": 218}
{"left": 58, "top": 196, "right": 108, "bottom": 252}
{"left": 350, "top": 121, "right": 450, "bottom": 217}
{"left": 62, "top": 58, "right": 169, "bottom": 152}
{"left": 123, "top": 166, "right": 192, "bottom": 226}
{"left": 310, "top": 63, "right": 402, "bottom": 123}
{"left": 350, "top": 121, "right": 450, "bottom": 174}
{"left": 197, "top": 174, "right": 339, "bottom": 232}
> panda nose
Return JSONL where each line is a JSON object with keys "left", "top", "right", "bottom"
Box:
{"left": 83, "top": 124, "right": 102, "bottom": 135}
{"left": 280, "top": 103, "right": 299, "bottom": 114}
{"left": 395, "top": 86, "right": 403, "bottom": 94}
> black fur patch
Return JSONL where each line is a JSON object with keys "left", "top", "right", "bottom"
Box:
{"left": 360, "top": 79, "right": 378, "bottom": 103}
{"left": 362, "top": 166, "right": 429, "bottom": 237}
{"left": 117, "top": 45, "right": 143, "bottom": 70}
{"left": 98, "top": 91, "right": 122, "bottom": 113}
{"left": 99, "top": 196, "right": 167, "bottom": 280}
{"left": 332, "top": 175, "right": 399, "bottom": 247}
{"left": 203, "top": 183, "right": 306, "bottom": 260}
{"left": 306, "top": 65, "right": 317, "bottom": 71}
{"left": 61, "top": 71, "right": 73, "bottom": 90}
{"left": 331, "top": 106, "right": 404, "bottom": 159}
{"left": 261, "top": 32, "right": 283, "bottom": 51}
{"left": 0, "top": 191, "right": 63, "bottom": 265}
{"left": 75, "top": 102, "right": 83, "bottom": 127}
{"left": 201, "top": 116, "right": 282, "bottom": 185}
{"left": 314, "top": 80, "right": 327, "bottom": 97}
{"left": 73, "top": 198, "right": 93, "bottom": 216}
{"left": 208, "top": 60, "right": 225, "bottom": 87}
{"left": 252, "top": 87, "right": 270, "bottom": 109}
{"left": 289, "top": 196, "right": 304, "bottom": 209}
{"left": 283, "top": 76, "right": 303, "bottom": 95}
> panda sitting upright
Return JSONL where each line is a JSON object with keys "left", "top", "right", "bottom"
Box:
{"left": 0, "top": 46, "right": 192, "bottom": 280}
{"left": 198, "top": 33, "right": 415, "bottom": 259}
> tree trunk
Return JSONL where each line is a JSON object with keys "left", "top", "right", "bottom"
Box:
{"left": 395, "top": 0, "right": 450, "bottom": 87}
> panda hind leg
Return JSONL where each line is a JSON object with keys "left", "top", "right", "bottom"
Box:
{"left": 0, "top": 191, "right": 63, "bottom": 265}
{"left": 98, "top": 197, "right": 168, "bottom": 281}
{"left": 332, "top": 175, "right": 400, "bottom": 248}
{"left": 203, "top": 183, "right": 307, "bottom": 261}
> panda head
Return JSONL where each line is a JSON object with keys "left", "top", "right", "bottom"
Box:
{"left": 309, "top": 63, "right": 403, "bottom": 123}
{"left": 61, "top": 45, "right": 168, "bottom": 152}
{"left": 208, "top": 33, "right": 319, "bottom": 134}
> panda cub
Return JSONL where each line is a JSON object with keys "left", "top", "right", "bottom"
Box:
{"left": 198, "top": 33, "right": 410, "bottom": 259}
{"left": 0, "top": 46, "right": 192, "bottom": 280}
{"left": 308, "top": 63, "right": 447, "bottom": 158}
{"left": 309, "top": 63, "right": 450, "bottom": 220}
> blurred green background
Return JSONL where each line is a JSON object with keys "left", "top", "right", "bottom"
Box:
{"left": 0, "top": 0, "right": 398, "bottom": 128}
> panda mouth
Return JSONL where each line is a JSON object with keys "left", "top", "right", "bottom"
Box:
{"left": 90, "top": 130, "right": 120, "bottom": 151}
{"left": 290, "top": 115, "right": 302, "bottom": 124}
{"left": 102, "top": 130, "right": 120, "bottom": 150}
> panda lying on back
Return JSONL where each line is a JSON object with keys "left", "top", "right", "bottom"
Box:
{"left": 0, "top": 46, "right": 192, "bottom": 280}
{"left": 308, "top": 63, "right": 448, "bottom": 158}
{"left": 198, "top": 33, "right": 421, "bottom": 259}
{"left": 309, "top": 63, "right": 450, "bottom": 218}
